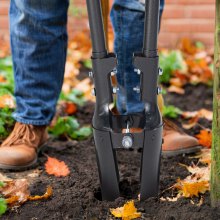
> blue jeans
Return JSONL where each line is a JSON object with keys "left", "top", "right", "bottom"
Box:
{"left": 110, "top": 0, "right": 164, "bottom": 114}
{"left": 10, "top": 0, "right": 164, "bottom": 125}
{"left": 10, "top": 0, "right": 69, "bottom": 125}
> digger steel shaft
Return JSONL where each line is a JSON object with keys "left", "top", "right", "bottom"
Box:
{"left": 86, "top": 0, "right": 163, "bottom": 201}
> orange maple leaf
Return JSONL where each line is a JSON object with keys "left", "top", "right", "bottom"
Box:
{"left": 196, "top": 130, "right": 212, "bottom": 148}
{"left": 45, "top": 157, "right": 70, "bottom": 177}
{"left": 65, "top": 102, "right": 77, "bottom": 115}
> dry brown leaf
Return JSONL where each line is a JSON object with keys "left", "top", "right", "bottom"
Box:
{"left": 6, "top": 196, "right": 20, "bottom": 206}
{"left": 194, "top": 149, "right": 211, "bottom": 165}
{"left": 170, "top": 78, "right": 184, "bottom": 88}
{"left": 45, "top": 157, "right": 70, "bottom": 177}
{"left": 160, "top": 195, "right": 181, "bottom": 202}
{"left": 196, "top": 130, "right": 212, "bottom": 148}
{"left": 4, "top": 184, "right": 52, "bottom": 206}
{"left": 168, "top": 85, "right": 185, "bottom": 95}
{"left": 27, "top": 169, "right": 42, "bottom": 178}
{"left": 0, "top": 179, "right": 29, "bottom": 204}
{"left": 110, "top": 200, "right": 141, "bottom": 220}
{"left": 0, "top": 94, "right": 15, "bottom": 108}
{"left": 181, "top": 109, "right": 213, "bottom": 121}
{"left": 74, "top": 78, "right": 95, "bottom": 102}
{"left": 0, "top": 173, "right": 12, "bottom": 182}
{"left": 180, "top": 38, "right": 198, "bottom": 55}
{"left": 179, "top": 164, "right": 210, "bottom": 182}
{"left": 182, "top": 117, "right": 199, "bottom": 130}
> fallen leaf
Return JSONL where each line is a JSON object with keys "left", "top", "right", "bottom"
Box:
{"left": 182, "top": 117, "right": 199, "bottom": 130}
{"left": 181, "top": 109, "right": 213, "bottom": 121}
{"left": 174, "top": 179, "right": 209, "bottom": 198}
{"left": 5, "top": 185, "right": 53, "bottom": 206}
{"left": 45, "top": 157, "right": 70, "bottom": 177}
{"left": 5, "top": 196, "right": 19, "bottom": 206}
{"left": 180, "top": 38, "right": 198, "bottom": 55}
{"left": 0, "top": 75, "right": 6, "bottom": 83}
{"left": 0, "top": 173, "right": 12, "bottom": 182}
{"left": 170, "top": 77, "right": 184, "bottom": 88}
{"left": 168, "top": 85, "right": 185, "bottom": 94}
{"left": 179, "top": 163, "right": 210, "bottom": 182}
{"left": 190, "top": 197, "right": 204, "bottom": 207}
{"left": 0, "top": 94, "right": 15, "bottom": 108}
{"left": 28, "top": 186, "right": 53, "bottom": 201}
{"left": 64, "top": 102, "right": 77, "bottom": 115}
{"left": 160, "top": 195, "right": 180, "bottom": 202}
{"left": 0, "top": 179, "right": 29, "bottom": 204}
{"left": 110, "top": 200, "right": 141, "bottom": 220}
{"left": 196, "top": 130, "right": 212, "bottom": 148}
{"left": 193, "top": 149, "right": 211, "bottom": 165}
{"left": 27, "top": 169, "right": 42, "bottom": 178}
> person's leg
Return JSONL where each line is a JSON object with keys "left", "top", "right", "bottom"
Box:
{"left": 110, "top": 0, "right": 201, "bottom": 155}
{"left": 110, "top": 1, "right": 164, "bottom": 114}
{"left": 0, "top": 0, "right": 69, "bottom": 170}
{"left": 10, "top": 0, "right": 69, "bottom": 125}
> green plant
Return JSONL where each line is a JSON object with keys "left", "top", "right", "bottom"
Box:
{"left": 0, "top": 108, "right": 15, "bottom": 140}
{"left": 49, "top": 116, "right": 92, "bottom": 140}
{"left": 82, "top": 59, "right": 92, "bottom": 69}
{"left": 162, "top": 105, "right": 182, "bottom": 119}
{"left": 159, "top": 50, "right": 187, "bottom": 84}
{"left": 59, "top": 89, "right": 85, "bottom": 106}
{"left": 0, "top": 57, "right": 14, "bottom": 94}
{"left": 68, "top": 0, "right": 87, "bottom": 17}
{"left": 195, "top": 41, "right": 205, "bottom": 50}
{"left": 0, "top": 198, "right": 7, "bottom": 216}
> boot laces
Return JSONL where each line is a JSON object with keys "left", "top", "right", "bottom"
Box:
{"left": 1, "top": 123, "right": 42, "bottom": 148}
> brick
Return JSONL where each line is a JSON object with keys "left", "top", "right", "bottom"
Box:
{"left": 161, "top": 19, "right": 214, "bottom": 33}
{"left": 0, "top": 0, "right": 216, "bottom": 49}
{"left": 0, "top": 1, "right": 9, "bottom": 15}
{"left": 0, "top": 16, "right": 9, "bottom": 30}
{"left": 166, "top": 0, "right": 215, "bottom": 5}
{"left": 163, "top": 5, "right": 215, "bottom": 19}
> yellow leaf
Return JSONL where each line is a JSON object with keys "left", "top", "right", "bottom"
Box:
{"left": 174, "top": 179, "right": 209, "bottom": 198}
{"left": 110, "top": 200, "right": 141, "bottom": 220}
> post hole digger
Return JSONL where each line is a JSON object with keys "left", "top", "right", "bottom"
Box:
{"left": 86, "top": 0, "right": 163, "bottom": 201}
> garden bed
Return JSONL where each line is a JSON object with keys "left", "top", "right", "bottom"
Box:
{"left": 2, "top": 83, "right": 219, "bottom": 220}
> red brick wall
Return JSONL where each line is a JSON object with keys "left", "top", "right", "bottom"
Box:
{"left": 160, "top": 0, "right": 215, "bottom": 48}
{"left": 0, "top": 0, "right": 9, "bottom": 41}
{"left": 0, "top": 0, "right": 215, "bottom": 49}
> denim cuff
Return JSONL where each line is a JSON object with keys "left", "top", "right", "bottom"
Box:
{"left": 13, "top": 113, "right": 51, "bottom": 126}
{"left": 113, "top": 0, "right": 164, "bottom": 12}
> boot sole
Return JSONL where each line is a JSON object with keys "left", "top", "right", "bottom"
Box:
{"left": 0, "top": 143, "right": 47, "bottom": 171}
{"left": 162, "top": 145, "right": 202, "bottom": 158}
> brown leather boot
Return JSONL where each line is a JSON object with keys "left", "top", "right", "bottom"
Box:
{"left": 162, "top": 119, "right": 201, "bottom": 157}
{"left": 0, "top": 122, "right": 48, "bottom": 170}
{"left": 122, "top": 119, "right": 201, "bottom": 156}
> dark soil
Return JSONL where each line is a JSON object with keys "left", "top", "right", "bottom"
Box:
{"left": 3, "top": 84, "right": 219, "bottom": 220}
